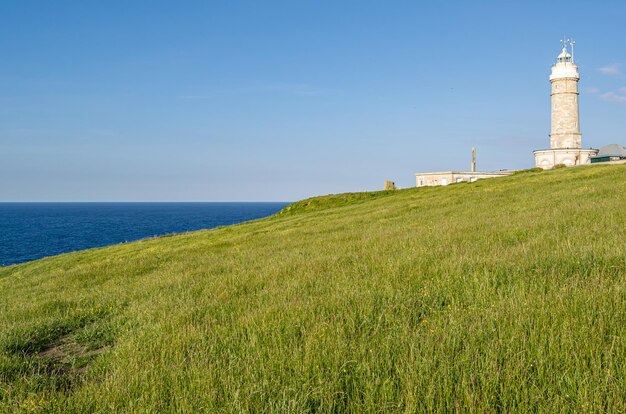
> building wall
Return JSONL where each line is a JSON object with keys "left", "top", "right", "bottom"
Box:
{"left": 415, "top": 172, "right": 511, "bottom": 187}
{"left": 550, "top": 76, "right": 581, "bottom": 149}
{"left": 533, "top": 148, "right": 598, "bottom": 169}
{"left": 590, "top": 157, "right": 626, "bottom": 164}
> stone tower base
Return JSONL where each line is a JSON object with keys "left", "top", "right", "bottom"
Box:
{"left": 533, "top": 148, "right": 598, "bottom": 169}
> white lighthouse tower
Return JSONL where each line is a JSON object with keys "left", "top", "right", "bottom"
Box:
{"left": 534, "top": 39, "right": 598, "bottom": 169}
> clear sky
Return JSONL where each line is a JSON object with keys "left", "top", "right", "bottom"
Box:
{"left": 1, "top": 1, "right": 625, "bottom": 201}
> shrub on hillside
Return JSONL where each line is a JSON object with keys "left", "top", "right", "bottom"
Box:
{"left": 513, "top": 167, "right": 544, "bottom": 174}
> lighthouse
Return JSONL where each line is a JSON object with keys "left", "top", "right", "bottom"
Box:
{"left": 534, "top": 39, "right": 597, "bottom": 169}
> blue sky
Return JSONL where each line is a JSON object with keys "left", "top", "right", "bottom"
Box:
{"left": 1, "top": 1, "right": 625, "bottom": 201}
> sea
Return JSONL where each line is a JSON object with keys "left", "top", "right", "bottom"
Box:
{"left": 0, "top": 202, "right": 289, "bottom": 267}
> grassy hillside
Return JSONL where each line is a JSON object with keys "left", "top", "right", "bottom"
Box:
{"left": 1, "top": 164, "right": 625, "bottom": 413}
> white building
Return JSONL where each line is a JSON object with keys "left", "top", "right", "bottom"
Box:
{"left": 533, "top": 39, "right": 598, "bottom": 168}
{"left": 415, "top": 170, "right": 512, "bottom": 187}
{"left": 415, "top": 147, "right": 512, "bottom": 187}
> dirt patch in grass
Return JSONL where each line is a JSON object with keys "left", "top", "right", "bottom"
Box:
{"left": 37, "top": 335, "right": 110, "bottom": 376}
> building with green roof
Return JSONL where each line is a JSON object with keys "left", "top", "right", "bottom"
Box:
{"left": 590, "top": 144, "right": 626, "bottom": 164}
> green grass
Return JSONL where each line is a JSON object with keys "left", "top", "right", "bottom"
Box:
{"left": 1, "top": 164, "right": 625, "bottom": 413}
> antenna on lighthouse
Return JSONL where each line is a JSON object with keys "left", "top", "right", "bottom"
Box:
{"left": 569, "top": 38, "right": 576, "bottom": 62}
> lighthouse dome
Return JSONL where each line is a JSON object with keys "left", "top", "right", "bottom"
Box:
{"left": 557, "top": 47, "right": 572, "bottom": 64}
{"left": 550, "top": 45, "right": 579, "bottom": 80}
{"left": 557, "top": 48, "right": 571, "bottom": 59}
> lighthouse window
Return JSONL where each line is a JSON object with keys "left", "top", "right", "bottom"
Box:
{"left": 555, "top": 84, "right": 558, "bottom": 90}
{"left": 554, "top": 103, "right": 558, "bottom": 109}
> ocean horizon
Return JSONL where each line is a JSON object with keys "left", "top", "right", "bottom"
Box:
{"left": 0, "top": 202, "right": 289, "bottom": 266}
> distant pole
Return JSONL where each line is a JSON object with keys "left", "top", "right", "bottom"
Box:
{"left": 471, "top": 147, "right": 476, "bottom": 172}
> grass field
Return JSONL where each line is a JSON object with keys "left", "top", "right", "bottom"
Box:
{"left": 1, "top": 164, "right": 625, "bottom": 413}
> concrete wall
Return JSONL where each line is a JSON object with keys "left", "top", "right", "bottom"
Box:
{"left": 415, "top": 172, "right": 512, "bottom": 187}
{"left": 533, "top": 148, "right": 598, "bottom": 169}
